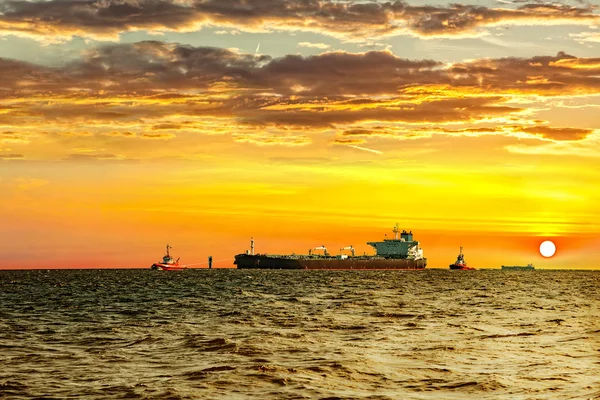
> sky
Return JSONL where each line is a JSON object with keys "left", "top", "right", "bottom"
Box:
{"left": 1, "top": 0, "right": 599, "bottom": 269}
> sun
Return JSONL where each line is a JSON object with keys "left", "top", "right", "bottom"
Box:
{"left": 539, "top": 240, "right": 556, "bottom": 258}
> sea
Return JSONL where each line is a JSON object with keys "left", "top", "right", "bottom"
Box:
{"left": 0, "top": 269, "right": 598, "bottom": 399}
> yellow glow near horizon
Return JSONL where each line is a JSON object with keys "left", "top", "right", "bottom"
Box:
{"left": 2, "top": 12, "right": 600, "bottom": 269}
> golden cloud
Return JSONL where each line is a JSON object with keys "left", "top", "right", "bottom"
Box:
{"left": 64, "top": 153, "right": 133, "bottom": 161}
{"left": 506, "top": 132, "right": 600, "bottom": 157}
{"left": 233, "top": 132, "right": 311, "bottom": 146}
{"left": 141, "top": 132, "right": 176, "bottom": 139}
{"left": 520, "top": 126, "right": 594, "bottom": 141}
{"left": 0, "top": 153, "right": 24, "bottom": 160}
{"left": 1, "top": 42, "right": 599, "bottom": 153}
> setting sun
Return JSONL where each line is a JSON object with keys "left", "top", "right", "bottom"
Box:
{"left": 540, "top": 241, "right": 557, "bottom": 258}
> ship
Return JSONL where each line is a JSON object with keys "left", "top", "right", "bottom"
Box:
{"left": 502, "top": 263, "right": 535, "bottom": 271}
{"left": 449, "top": 247, "right": 475, "bottom": 270}
{"left": 234, "top": 224, "right": 427, "bottom": 270}
{"left": 150, "top": 244, "right": 185, "bottom": 270}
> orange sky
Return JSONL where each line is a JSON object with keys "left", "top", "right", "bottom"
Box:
{"left": 1, "top": 0, "right": 599, "bottom": 269}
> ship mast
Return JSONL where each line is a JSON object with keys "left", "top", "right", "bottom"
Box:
{"left": 393, "top": 223, "right": 400, "bottom": 240}
{"left": 166, "top": 244, "right": 171, "bottom": 257}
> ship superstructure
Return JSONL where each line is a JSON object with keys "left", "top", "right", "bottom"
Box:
{"left": 366, "top": 226, "right": 424, "bottom": 260}
{"left": 234, "top": 224, "right": 427, "bottom": 270}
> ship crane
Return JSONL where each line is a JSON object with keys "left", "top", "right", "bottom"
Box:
{"left": 340, "top": 246, "right": 355, "bottom": 256}
{"left": 309, "top": 245, "right": 329, "bottom": 256}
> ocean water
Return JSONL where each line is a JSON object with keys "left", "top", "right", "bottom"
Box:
{"left": 0, "top": 269, "right": 598, "bottom": 399}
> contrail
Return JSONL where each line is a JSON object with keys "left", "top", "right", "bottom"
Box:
{"left": 347, "top": 144, "right": 383, "bottom": 154}
{"left": 255, "top": 43, "right": 260, "bottom": 54}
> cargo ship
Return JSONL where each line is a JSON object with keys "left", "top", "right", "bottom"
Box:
{"left": 449, "top": 247, "right": 475, "bottom": 270}
{"left": 150, "top": 244, "right": 185, "bottom": 270}
{"left": 502, "top": 263, "right": 535, "bottom": 270}
{"left": 234, "top": 224, "right": 427, "bottom": 270}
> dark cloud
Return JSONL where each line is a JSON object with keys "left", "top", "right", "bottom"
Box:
{"left": 441, "top": 127, "right": 502, "bottom": 134}
{"left": 2, "top": 44, "right": 600, "bottom": 99}
{"left": 261, "top": 51, "right": 441, "bottom": 96}
{"left": 333, "top": 124, "right": 597, "bottom": 142}
{"left": 239, "top": 97, "right": 522, "bottom": 127}
{"left": 332, "top": 137, "right": 366, "bottom": 145}
{"left": 141, "top": 132, "right": 176, "bottom": 139}
{"left": 521, "top": 126, "right": 594, "bottom": 141}
{"left": 152, "top": 123, "right": 183, "bottom": 130}
{"left": 343, "top": 129, "right": 389, "bottom": 136}
{"left": 0, "top": 0, "right": 598, "bottom": 41}
{"left": 1, "top": 42, "right": 599, "bottom": 139}
{"left": 402, "top": 3, "right": 598, "bottom": 37}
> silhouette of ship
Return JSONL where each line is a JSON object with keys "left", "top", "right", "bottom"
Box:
{"left": 502, "top": 263, "right": 535, "bottom": 270}
{"left": 234, "top": 224, "right": 427, "bottom": 270}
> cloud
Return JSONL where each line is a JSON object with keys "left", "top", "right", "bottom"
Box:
{"left": 1, "top": 131, "right": 32, "bottom": 144}
{"left": 243, "top": 96, "right": 523, "bottom": 127}
{"left": 549, "top": 57, "right": 600, "bottom": 69}
{"left": 506, "top": 132, "right": 600, "bottom": 157}
{"left": 570, "top": 32, "right": 600, "bottom": 44}
{"left": 333, "top": 124, "right": 597, "bottom": 143}
{"left": 141, "top": 132, "right": 176, "bottom": 139}
{"left": 0, "top": 153, "right": 24, "bottom": 160}
{"left": 152, "top": 123, "right": 183, "bottom": 130}
{"left": 520, "top": 126, "right": 594, "bottom": 141}
{"left": 0, "top": 1, "right": 598, "bottom": 42}
{"left": 1, "top": 42, "right": 600, "bottom": 150}
{"left": 3, "top": 43, "right": 600, "bottom": 99}
{"left": 57, "top": 131, "right": 94, "bottom": 137}
{"left": 105, "top": 131, "right": 136, "bottom": 137}
{"left": 340, "top": 127, "right": 433, "bottom": 140}
{"left": 233, "top": 132, "right": 311, "bottom": 146}
{"left": 333, "top": 137, "right": 366, "bottom": 145}
{"left": 298, "top": 42, "right": 330, "bottom": 50}
{"left": 63, "top": 153, "right": 133, "bottom": 161}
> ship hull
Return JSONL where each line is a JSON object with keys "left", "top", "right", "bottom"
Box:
{"left": 449, "top": 264, "right": 475, "bottom": 270}
{"left": 234, "top": 255, "right": 426, "bottom": 270}
{"left": 151, "top": 263, "right": 185, "bottom": 271}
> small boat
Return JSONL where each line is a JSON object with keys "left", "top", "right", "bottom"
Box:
{"left": 449, "top": 246, "right": 475, "bottom": 270}
{"left": 151, "top": 244, "right": 185, "bottom": 270}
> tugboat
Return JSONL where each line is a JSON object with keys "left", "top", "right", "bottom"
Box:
{"left": 151, "top": 244, "right": 185, "bottom": 270}
{"left": 449, "top": 246, "right": 475, "bottom": 270}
